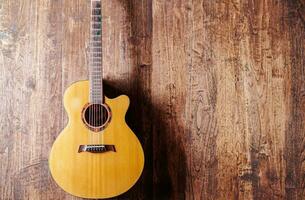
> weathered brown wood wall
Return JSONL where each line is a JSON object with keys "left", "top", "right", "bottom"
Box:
{"left": 0, "top": 0, "right": 304, "bottom": 199}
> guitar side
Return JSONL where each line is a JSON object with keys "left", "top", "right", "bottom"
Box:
{"left": 49, "top": 80, "right": 144, "bottom": 199}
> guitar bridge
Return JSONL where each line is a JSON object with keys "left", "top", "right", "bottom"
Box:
{"left": 78, "top": 145, "right": 116, "bottom": 153}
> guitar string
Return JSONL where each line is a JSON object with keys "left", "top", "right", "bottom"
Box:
{"left": 91, "top": 0, "right": 94, "bottom": 194}
{"left": 93, "top": 0, "right": 100, "bottom": 194}
{"left": 99, "top": 0, "right": 102, "bottom": 193}
{"left": 96, "top": 0, "right": 102, "bottom": 192}
{"left": 100, "top": 0, "right": 103, "bottom": 191}
{"left": 100, "top": 1, "right": 104, "bottom": 148}
{"left": 94, "top": 0, "right": 98, "bottom": 193}
{"left": 99, "top": 0, "right": 103, "bottom": 193}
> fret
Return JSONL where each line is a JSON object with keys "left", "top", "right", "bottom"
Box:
{"left": 91, "top": 50, "right": 102, "bottom": 53}
{"left": 91, "top": 34, "right": 101, "bottom": 39}
{"left": 90, "top": 39, "right": 102, "bottom": 43}
{"left": 89, "top": 57, "right": 102, "bottom": 64}
{"left": 91, "top": 66, "right": 102, "bottom": 69}
{"left": 91, "top": 64, "right": 102, "bottom": 67}
{"left": 90, "top": 45, "right": 102, "bottom": 49}
{"left": 91, "top": 28, "right": 102, "bottom": 32}
{"left": 91, "top": 100, "right": 102, "bottom": 103}
{"left": 90, "top": 73, "right": 102, "bottom": 76}
{"left": 90, "top": 41, "right": 101, "bottom": 45}
{"left": 90, "top": 61, "right": 101, "bottom": 65}
{"left": 90, "top": 35, "right": 101, "bottom": 39}
{"left": 90, "top": 72, "right": 102, "bottom": 75}
{"left": 90, "top": 71, "right": 102, "bottom": 74}
{"left": 90, "top": 55, "right": 102, "bottom": 59}
{"left": 90, "top": 63, "right": 102, "bottom": 67}
{"left": 91, "top": 38, "right": 101, "bottom": 43}
{"left": 92, "top": 82, "right": 102, "bottom": 85}
{"left": 90, "top": 46, "right": 102, "bottom": 50}
{"left": 90, "top": 63, "right": 101, "bottom": 66}
{"left": 91, "top": 72, "right": 101, "bottom": 74}
{"left": 91, "top": 84, "right": 102, "bottom": 86}
{"left": 90, "top": 56, "right": 102, "bottom": 59}
{"left": 90, "top": 47, "right": 102, "bottom": 51}
{"left": 91, "top": 52, "right": 102, "bottom": 56}
{"left": 90, "top": 65, "right": 102, "bottom": 68}
{"left": 90, "top": 66, "right": 102, "bottom": 69}
{"left": 89, "top": 52, "right": 102, "bottom": 57}
{"left": 91, "top": 83, "right": 102, "bottom": 86}
{"left": 90, "top": 41, "right": 102, "bottom": 46}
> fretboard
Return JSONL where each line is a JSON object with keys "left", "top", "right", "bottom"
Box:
{"left": 89, "top": 0, "right": 103, "bottom": 103}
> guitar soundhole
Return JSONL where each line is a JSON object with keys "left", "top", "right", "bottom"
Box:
{"left": 82, "top": 103, "right": 111, "bottom": 132}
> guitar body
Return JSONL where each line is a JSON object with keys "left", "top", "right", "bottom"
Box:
{"left": 49, "top": 80, "right": 144, "bottom": 199}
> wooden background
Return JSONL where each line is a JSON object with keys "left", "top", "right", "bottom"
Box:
{"left": 0, "top": 0, "right": 304, "bottom": 199}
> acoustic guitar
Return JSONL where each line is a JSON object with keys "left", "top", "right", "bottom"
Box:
{"left": 49, "top": 0, "right": 145, "bottom": 199}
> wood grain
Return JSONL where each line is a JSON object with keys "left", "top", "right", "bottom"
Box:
{"left": 0, "top": 0, "right": 304, "bottom": 199}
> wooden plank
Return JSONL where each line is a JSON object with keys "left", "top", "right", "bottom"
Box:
{"left": 0, "top": 0, "right": 65, "bottom": 199}
{"left": 285, "top": 1, "right": 305, "bottom": 199}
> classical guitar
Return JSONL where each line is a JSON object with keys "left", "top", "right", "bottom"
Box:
{"left": 49, "top": 0, "right": 144, "bottom": 199}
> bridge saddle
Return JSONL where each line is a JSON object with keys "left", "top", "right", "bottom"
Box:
{"left": 78, "top": 145, "right": 116, "bottom": 153}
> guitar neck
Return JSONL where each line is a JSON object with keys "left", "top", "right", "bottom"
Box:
{"left": 89, "top": 0, "right": 103, "bottom": 104}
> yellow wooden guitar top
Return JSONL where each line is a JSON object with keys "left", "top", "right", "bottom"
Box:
{"left": 49, "top": 80, "right": 145, "bottom": 199}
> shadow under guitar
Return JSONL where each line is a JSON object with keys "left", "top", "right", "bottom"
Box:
{"left": 103, "top": 80, "right": 188, "bottom": 200}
